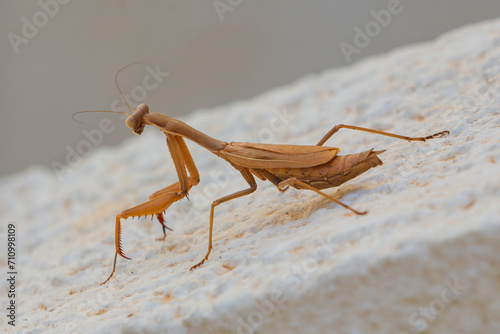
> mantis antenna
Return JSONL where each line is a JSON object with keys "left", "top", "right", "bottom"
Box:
{"left": 72, "top": 62, "right": 146, "bottom": 123}
{"left": 114, "top": 61, "right": 145, "bottom": 114}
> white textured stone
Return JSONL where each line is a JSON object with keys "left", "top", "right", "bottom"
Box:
{"left": 2, "top": 19, "right": 500, "bottom": 334}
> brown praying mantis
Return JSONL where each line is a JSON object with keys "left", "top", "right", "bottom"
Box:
{"left": 75, "top": 66, "right": 449, "bottom": 285}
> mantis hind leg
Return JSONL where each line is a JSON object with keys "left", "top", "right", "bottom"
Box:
{"left": 316, "top": 124, "right": 449, "bottom": 146}
{"left": 278, "top": 177, "right": 367, "bottom": 215}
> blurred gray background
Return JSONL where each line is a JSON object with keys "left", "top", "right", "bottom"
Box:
{"left": 1, "top": 1, "right": 499, "bottom": 178}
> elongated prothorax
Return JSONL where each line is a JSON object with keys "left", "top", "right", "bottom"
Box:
{"left": 146, "top": 112, "right": 228, "bottom": 153}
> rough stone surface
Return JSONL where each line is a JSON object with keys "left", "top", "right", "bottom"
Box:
{"left": 2, "top": 19, "right": 500, "bottom": 334}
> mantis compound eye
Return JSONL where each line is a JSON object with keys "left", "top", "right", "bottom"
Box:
{"left": 125, "top": 116, "right": 136, "bottom": 129}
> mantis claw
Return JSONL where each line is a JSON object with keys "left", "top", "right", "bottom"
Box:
{"left": 118, "top": 245, "right": 131, "bottom": 260}
{"left": 189, "top": 260, "right": 205, "bottom": 271}
{"left": 156, "top": 213, "right": 173, "bottom": 241}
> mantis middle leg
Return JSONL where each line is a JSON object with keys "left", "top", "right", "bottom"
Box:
{"left": 189, "top": 168, "right": 257, "bottom": 270}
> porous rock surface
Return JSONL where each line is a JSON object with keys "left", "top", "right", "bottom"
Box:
{"left": 2, "top": 18, "right": 500, "bottom": 334}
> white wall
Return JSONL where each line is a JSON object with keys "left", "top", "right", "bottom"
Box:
{"left": 1, "top": 0, "right": 499, "bottom": 178}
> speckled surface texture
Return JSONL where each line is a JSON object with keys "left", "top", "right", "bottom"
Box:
{"left": 2, "top": 19, "right": 500, "bottom": 334}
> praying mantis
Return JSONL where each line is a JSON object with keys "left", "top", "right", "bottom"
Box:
{"left": 75, "top": 66, "right": 449, "bottom": 285}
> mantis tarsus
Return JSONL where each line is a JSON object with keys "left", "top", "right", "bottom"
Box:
{"left": 75, "top": 66, "right": 449, "bottom": 285}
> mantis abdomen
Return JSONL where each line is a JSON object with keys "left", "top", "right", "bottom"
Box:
{"left": 253, "top": 149, "right": 384, "bottom": 190}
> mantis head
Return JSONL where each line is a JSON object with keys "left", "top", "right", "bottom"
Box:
{"left": 126, "top": 103, "right": 149, "bottom": 135}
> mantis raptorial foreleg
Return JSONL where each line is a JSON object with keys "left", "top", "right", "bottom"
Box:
{"left": 167, "top": 135, "right": 200, "bottom": 191}
{"left": 316, "top": 124, "right": 449, "bottom": 146}
{"left": 101, "top": 134, "right": 200, "bottom": 285}
{"left": 116, "top": 191, "right": 185, "bottom": 254}
{"left": 149, "top": 182, "right": 183, "bottom": 199}
{"left": 100, "top": 191, "right": 184, "bottom": 285}
{"left": 189, "top": 168, "right": 257, "bottom": 270}
{"left": 149, "top": 182, "right": 184, "bottom": 239}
